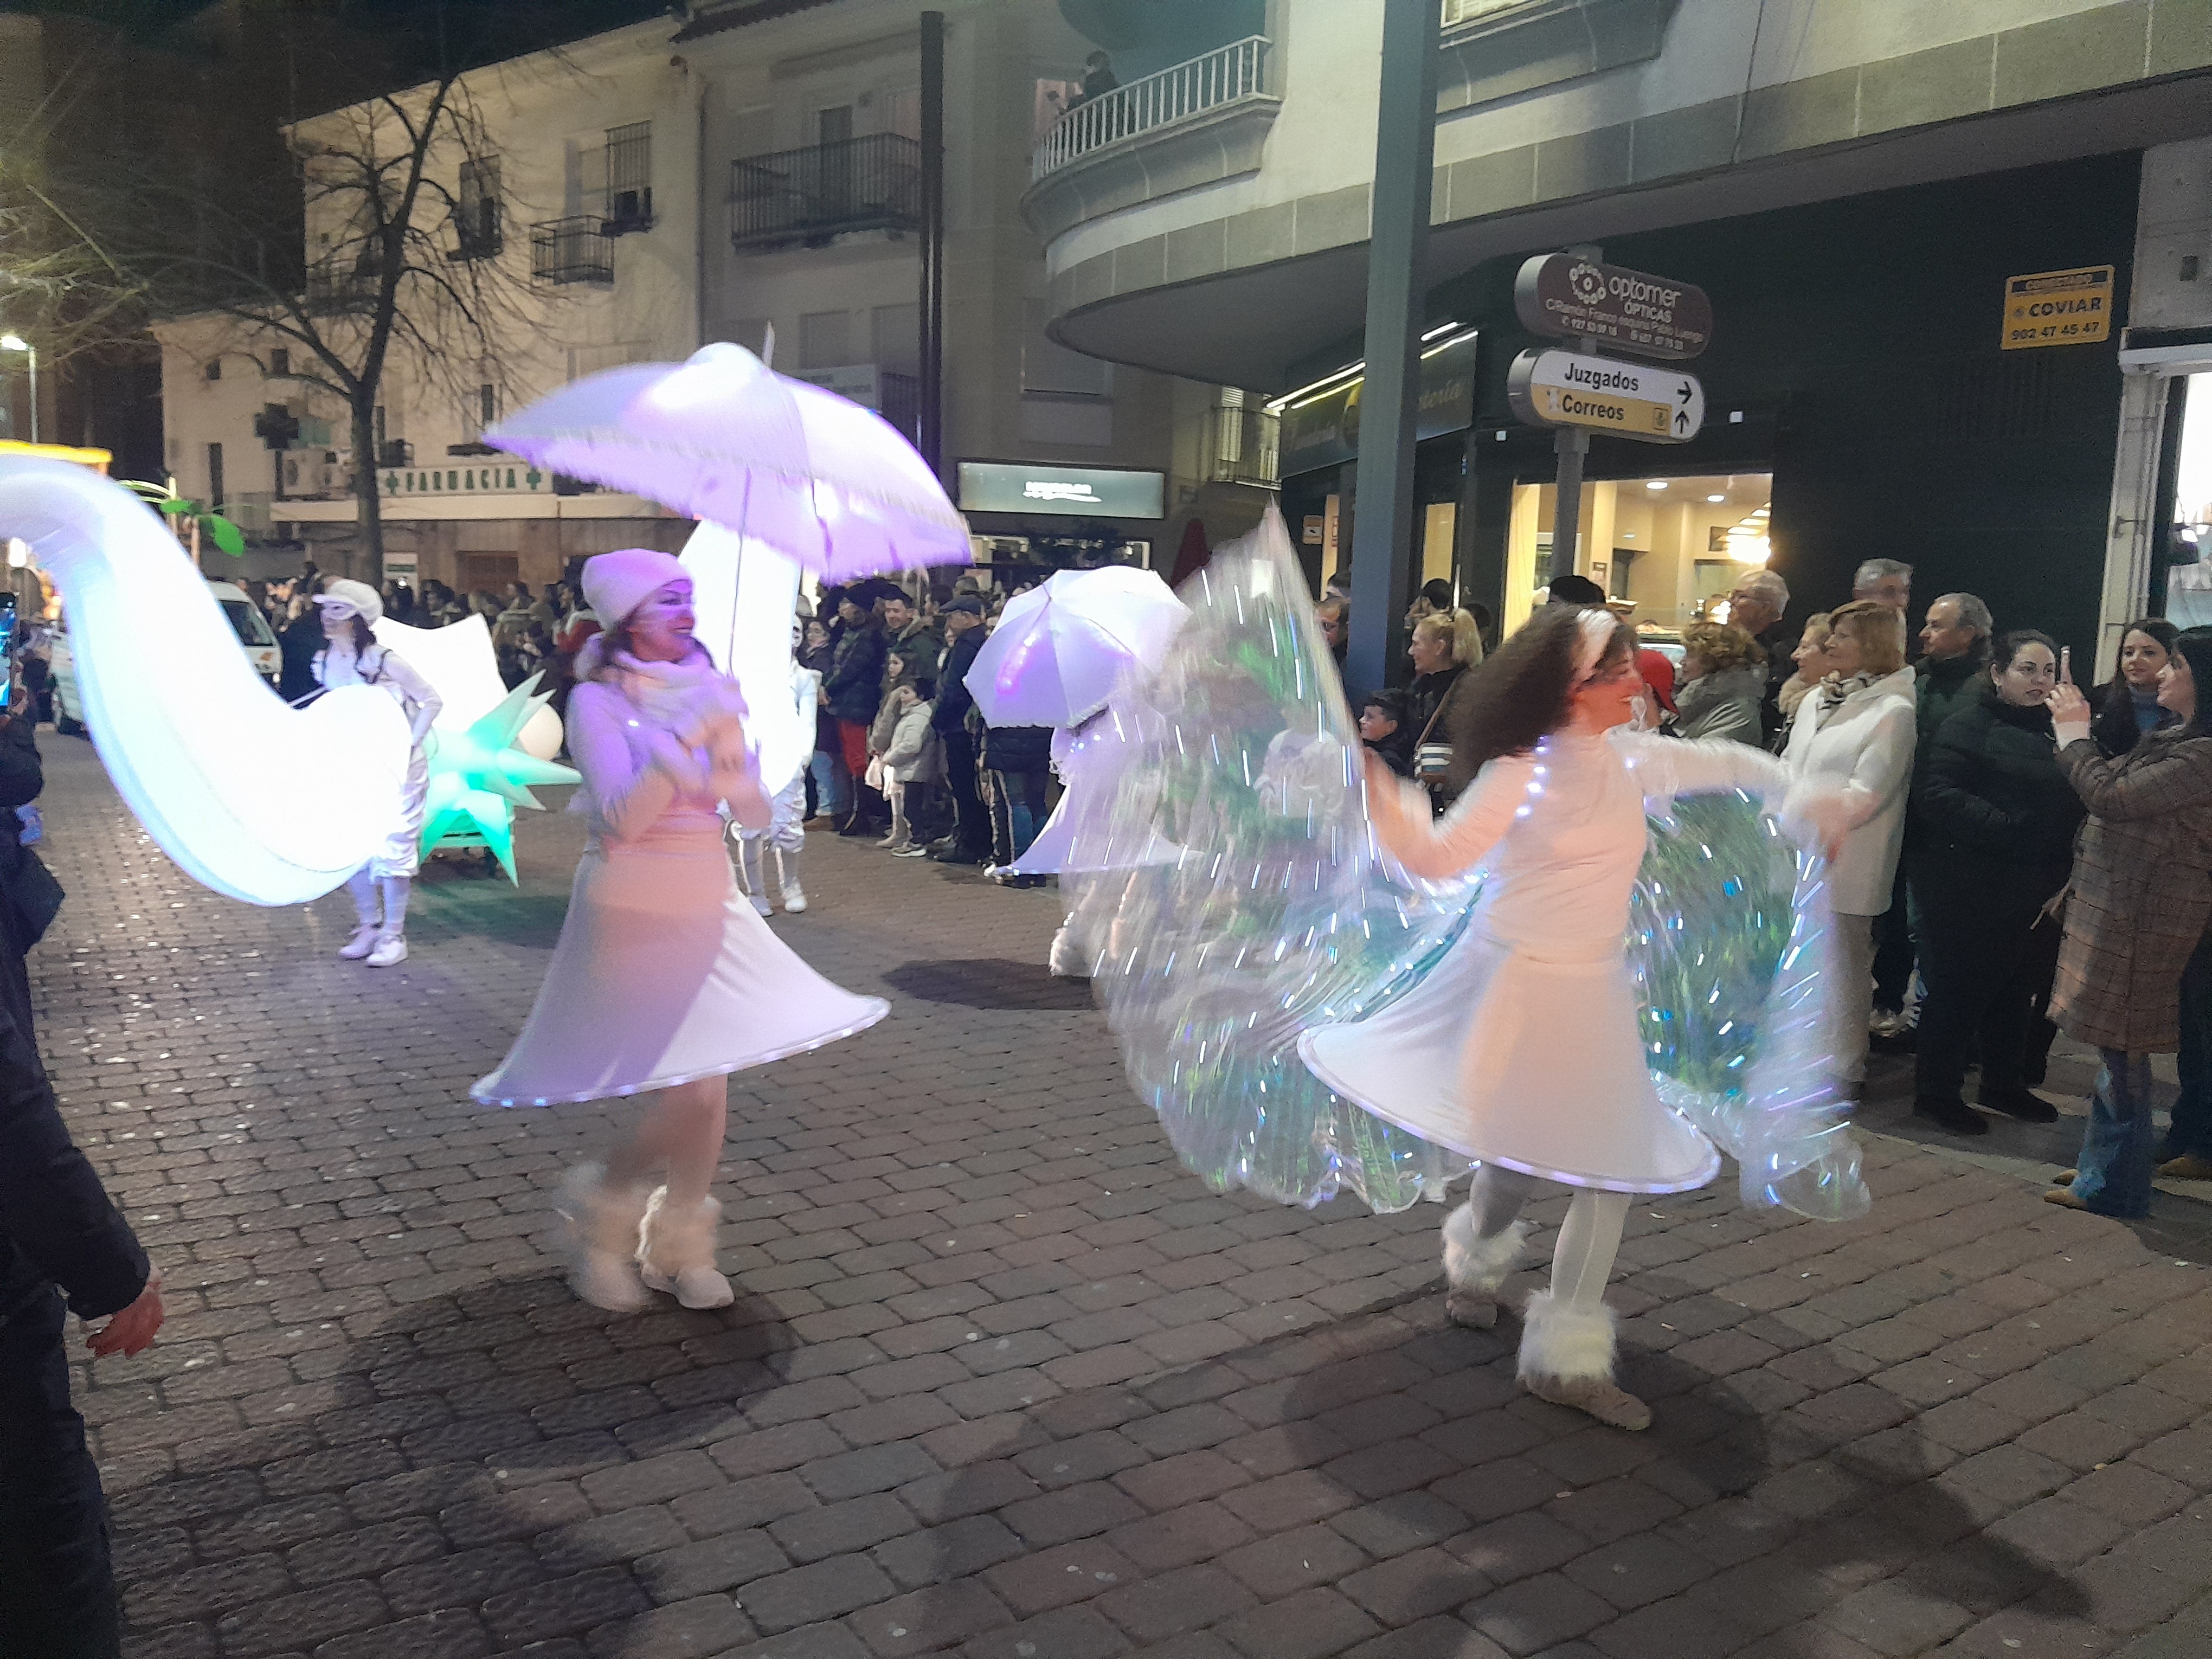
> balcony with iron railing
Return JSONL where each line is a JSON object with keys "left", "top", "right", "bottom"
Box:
{"left": 1021, "top": 36, "right": 1278, "bottom": 242}
{"left": 531, "top": 217, "right": 614, "bottom": 285}
{"left": 729, "top": 133, "right": 922, "bottom": 252}
{"left": 304, "top": 249, "right": 384, "bottom": 310}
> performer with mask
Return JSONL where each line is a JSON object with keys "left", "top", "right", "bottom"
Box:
{"left": 473, "top": 549, "right": 886, "bottom": 1312}
{"left": 1302, "top": 606, "right": 1847, "bottom": 1430}
{"left": 312, "top": 579, "right": 441, "bottom": 966}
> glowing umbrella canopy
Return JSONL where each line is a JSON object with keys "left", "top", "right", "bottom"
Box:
{"left": 966, "top": 566, "right": 1188, "bottom": 729}
{"left": 485, "top": 343, "right": 970, "bottom": 580}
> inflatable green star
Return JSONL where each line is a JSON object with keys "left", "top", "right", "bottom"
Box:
{"left": 420, "top": 673, "right": 578, "bottom": 882}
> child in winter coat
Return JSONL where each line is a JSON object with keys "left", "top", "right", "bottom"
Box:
{"left": 880, "top": 687, "right": 943, "bottom": 853}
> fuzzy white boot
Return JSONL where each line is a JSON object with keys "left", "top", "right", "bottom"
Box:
{"left": 637, "top": 1189, "right": 736, "bottom": 1309}
{"left": 554, "top": 1165, "right": 651, "bottom": 1312}
{"left": 1047, "top": 923, "right": 1092, "bottom": 979}
{"left": 1441, "top": 1208, "right": 1527, "bottom": 1330}
{"left": 737, "top": 838, "right": 773, "bottom": 916}
{"left": 1517, "top": 1291, "right": 1649, "bottom": 1430}
{"left": 775, "top": 846, "right": 807, "bottom": 914}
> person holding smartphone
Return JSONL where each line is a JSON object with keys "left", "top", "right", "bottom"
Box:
{"left": 2044, "top": 631, "right": 2212, "bottom": 1216}
{"left": 0, "top": 678, "right": 165, "bottom": 1657}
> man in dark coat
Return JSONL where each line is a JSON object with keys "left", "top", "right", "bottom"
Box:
{"left": 0, "top": 706, "right": 164, "bottom": 1658}
{"left": 1873, "top": 591, "right": 1994, "bottom": 1041}
{"left": 929, "top": 597, "right": 992, "bottom": 864}
{"left": 822, "top": 595, "right": 890, "bottom": 833}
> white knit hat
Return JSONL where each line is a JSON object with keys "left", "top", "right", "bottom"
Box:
{"left": 581, "top": 548, "right": 689, "bottom": 630}
{"left": 312, "top": 578, "right": 384, "bottom": 624}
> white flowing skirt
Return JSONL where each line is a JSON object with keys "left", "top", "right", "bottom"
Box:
{"left": 473, "top": 829, "right": 888, "bottom": 1106}
{"left": 1299, "top": 926, "right": 1719, "bottom": 1194}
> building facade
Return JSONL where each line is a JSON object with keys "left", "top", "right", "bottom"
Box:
{"left": 156, "top": 0, "right": 1270, "bottom": 596}
{"left": 1028, "top": 0, "right": 2212, "bottom": 668}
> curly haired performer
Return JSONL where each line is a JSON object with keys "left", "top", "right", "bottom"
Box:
{"left": 1303, "top": 607, "right": 1847, "bottom": 1429}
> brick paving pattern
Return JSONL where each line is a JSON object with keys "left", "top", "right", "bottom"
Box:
{"left": 24, "top": 740, "right": 2211, "bottom": 1658}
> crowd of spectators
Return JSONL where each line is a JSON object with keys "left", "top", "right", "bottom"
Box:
{"left": 1346, "top": 556, "right": 2212, "bottom": 1223}
{"left": 799, "top": 571, "right": 1058, "bottom": 884}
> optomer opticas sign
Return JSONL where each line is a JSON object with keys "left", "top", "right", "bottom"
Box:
{"left": 1514, "top": 254, "right": 1714, "bottom": 361}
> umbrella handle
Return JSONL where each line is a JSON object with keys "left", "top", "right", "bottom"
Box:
{"left": 726, "top": 469, "right": 751, "bottom": 676}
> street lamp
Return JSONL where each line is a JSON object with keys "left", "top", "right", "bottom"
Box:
{"left": 0, "top": 335, "right": 36, "bottom": 445}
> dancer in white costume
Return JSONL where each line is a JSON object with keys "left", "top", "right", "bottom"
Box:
{"left": 734, "top": 619, "right": 818, "bottom": 917}
{"left": 1302, "top": 607, "right": 1846, "bottom": 1430}
{"left": 472, "top": 550, "right": 888, "bottom": 1311}
{"left": 312, "top": 580, "right": 442, "bottom": 967}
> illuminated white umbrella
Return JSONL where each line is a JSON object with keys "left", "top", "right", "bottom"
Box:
{"left": 486, "top": 343, "right": 969, "bottom": 580}
{"left": 965, "top": 566, "right": 1188, "bottom": 729}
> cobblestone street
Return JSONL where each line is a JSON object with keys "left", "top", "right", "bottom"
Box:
{"left": 30, "top": 738, "right": 2212, "bottom": 1659}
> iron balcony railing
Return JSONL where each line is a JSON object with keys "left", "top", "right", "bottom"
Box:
{"left": 531, "top": 216, "right": 614, "bottom": 285}
{"left": 1032, "top": 35, "right": 1271, "bottom": 182}
{"left": 304, "top": 250, "right": 383, "bottom": 308}
{"left": 729, "top": 132, "right": 922, "bottom": 250}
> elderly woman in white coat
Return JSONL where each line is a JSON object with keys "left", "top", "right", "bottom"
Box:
{"left": 1784, "top": 599, "right": 1918, "bottom": 1096}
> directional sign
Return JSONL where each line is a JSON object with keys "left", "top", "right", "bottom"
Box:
{"left": 1508, "top": 349, "right": 1705, "bottom": 444}
{"left": 1515, "top": 254, "right": 1713, "bottom": 361}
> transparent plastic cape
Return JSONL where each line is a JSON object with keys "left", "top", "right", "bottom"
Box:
{"left": 1084, "top": 507, "right": 1868, "bottom": 1221}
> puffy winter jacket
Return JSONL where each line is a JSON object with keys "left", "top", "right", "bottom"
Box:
{"left": 979, "top": 721, "right": 1053, "bottom": 774}
{"left": 884, "top": 702, "right": 944, "bottom": 786}
{"left": 1912, "top": 685, "right": 2082, "bottom": 891}
{"left": 824, "top": 624, "right": 889, "bottom": 724}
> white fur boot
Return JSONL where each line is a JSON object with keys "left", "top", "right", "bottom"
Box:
{"left": 554, "top": 1165, "right": 651, "bottom": 1313}
{"left": 1047, "top": 922, "right": 1092, "bottom": 979}
{"left": 637, "top": 1189, "right": 736, "bottom": 1309}
{"left": 1441, "top": 1207, "right": 1527, "bottom": 1330}
{"left": 1517, "top": 1291, "right": 1649, "bottom": 1430}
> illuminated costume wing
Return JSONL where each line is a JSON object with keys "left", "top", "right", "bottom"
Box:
{"left": 0, "top": 456, "right": 409, "bottom": 905}
{"left": 1629, "top": 788, "right": 1868, "bottom": 1218}
{"left": 1086, "top": 511, "right": 1477, "bottom": 1212}
{"left": 1096, "top": 506, "right": 1866, "bottom": 1221}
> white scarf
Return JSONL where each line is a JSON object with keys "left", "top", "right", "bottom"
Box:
{"left": 602, "top": 645, "right": 735, "bottom": 727}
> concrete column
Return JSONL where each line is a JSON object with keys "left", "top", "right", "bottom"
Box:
{"left": 1344, "top": 0, "right": 1441, "bottom": 697}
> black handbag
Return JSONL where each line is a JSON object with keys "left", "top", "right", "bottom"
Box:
{"left": 8, "top": 847, "right": 64, "bottom": 948}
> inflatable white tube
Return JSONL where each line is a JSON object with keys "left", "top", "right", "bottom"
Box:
{"left": 0, "top": 457, "right": 410, "bottom": 906}
{"left": 681, "top": 520, "right": 809, "bottom": 794}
